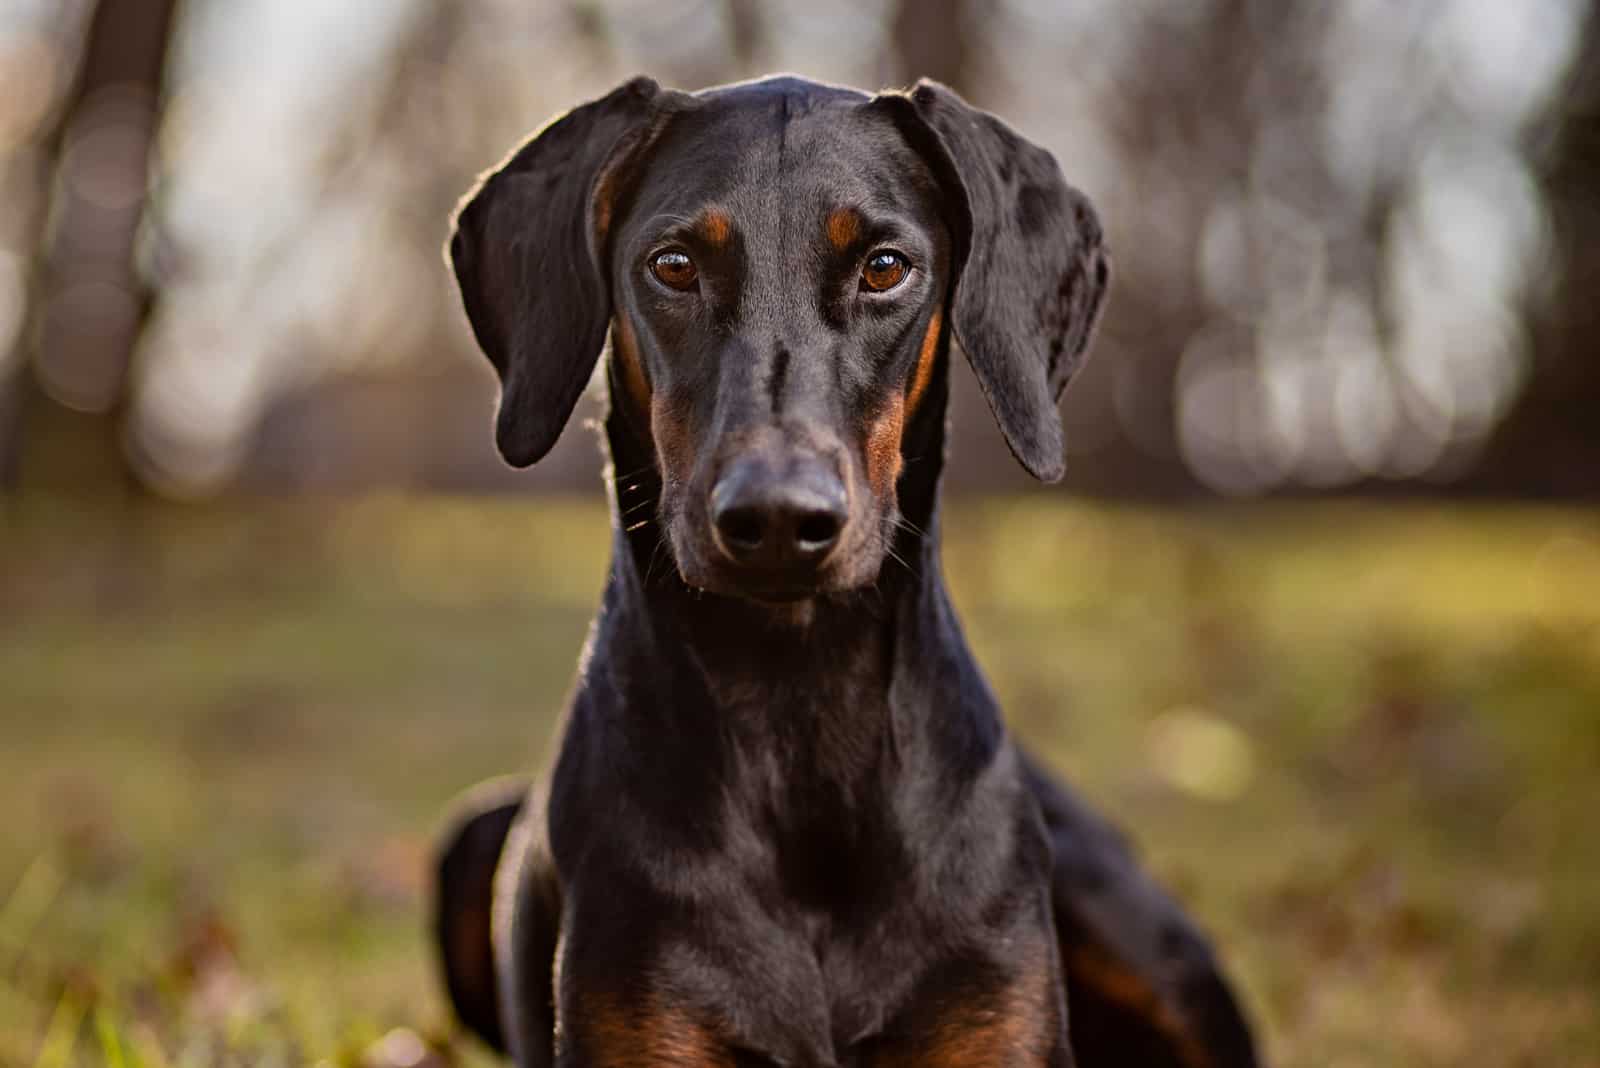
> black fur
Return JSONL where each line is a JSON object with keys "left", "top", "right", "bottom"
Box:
{"left": 435, "top": 74, "right": 1255, "bottom": 1068}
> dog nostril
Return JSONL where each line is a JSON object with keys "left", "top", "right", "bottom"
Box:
{"left": 716, "top": 506, "right": 767, "bottom": 551}
{"left": 710, "top": 460, "right": 847, "bottom": 569}
{"left": 795, "top": 510, "right": 841, "bottom": 549}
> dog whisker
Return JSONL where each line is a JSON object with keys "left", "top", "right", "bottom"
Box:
{"left": 643, "top": 532, "right": 670, "bottom": 586}
{"left": 607, "top": 462, "right": 657, "bottom": 488}
{"left": 894, "top": 515, "right": 928, "bottom": 540}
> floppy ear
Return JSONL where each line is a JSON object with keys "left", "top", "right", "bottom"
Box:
{"left": 887, "top": 79, "right": 1111, "bottom": 482}
{"left": 449, "top": 76, "right": 667, "bottom": 467}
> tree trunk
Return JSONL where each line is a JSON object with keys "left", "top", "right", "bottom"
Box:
{"left": 889, "top": 0, "right": 973, "bottom": 93}
{"left": 1471, "top": 2, "right": 1600, "bottom": 498}
{"left": 18, "top": 0, "right": 179, "bottom": 494}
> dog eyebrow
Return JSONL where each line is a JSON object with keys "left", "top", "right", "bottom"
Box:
{"left": 634, "top": 211, "right": 735, "bottom": 253}
{"left": 697, "top": 209, "right": 733, "bottom": 247}
{"left": 825, "top": 207, "right": 861, "bottom": 251}
{"left": 823, "top": 208, "right": 929, "bottom": 258}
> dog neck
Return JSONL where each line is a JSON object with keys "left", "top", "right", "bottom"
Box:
{"left": 576, "top": 361, "right": 1008, "bottom": 829}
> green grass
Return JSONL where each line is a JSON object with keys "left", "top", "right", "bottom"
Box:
{"left": 1, "top": 495, "right": 1597, "bottom": 1066}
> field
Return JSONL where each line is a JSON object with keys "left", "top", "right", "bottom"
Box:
{"left": 2, "top": 496, "right": 1597, "bottom": 1066}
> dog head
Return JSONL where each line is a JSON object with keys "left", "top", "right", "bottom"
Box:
{"left": 449, "top": 75, "right": 1109, "bottom": 603}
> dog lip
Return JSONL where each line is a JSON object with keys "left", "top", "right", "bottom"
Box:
{"left": 667, "top": 519, "right": 872, "bottom": 601}
{"left": 688, "top": 557, "right": 841, "bottom": 602}
{"left": 713, "top": 570, "right": 830, "bottom": 602}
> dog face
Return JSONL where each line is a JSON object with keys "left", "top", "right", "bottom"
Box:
{"left": 449, "top": 76, "right": 1109, "bottom": 603}
{"left": 604, "top": 88, "right": 954, "bottom": 599}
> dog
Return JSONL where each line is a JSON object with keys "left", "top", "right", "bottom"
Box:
{"left": 433, "top": 74, "right": 1259, "bottom": 1067}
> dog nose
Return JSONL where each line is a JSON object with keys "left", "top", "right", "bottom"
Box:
{"left": 710, "top": 457, "right": 847, "bottom": 569}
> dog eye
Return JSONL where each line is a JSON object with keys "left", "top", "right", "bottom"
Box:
{"left": 861, "top": 250, "right": 909, "bottom": 293}
{"left": 650, "top": 249, "right": 698, "bottom": 291}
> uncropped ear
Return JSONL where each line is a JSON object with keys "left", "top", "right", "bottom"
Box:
{"left": 449, "top": 76, "right": 668, "bottom": 467}
{"left": 881, "top": 79, "right": 1111, "bottom": 482}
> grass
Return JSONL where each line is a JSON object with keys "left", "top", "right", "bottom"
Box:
{"left": 1, "top": 494, "right": 1597, "bottom": 1066}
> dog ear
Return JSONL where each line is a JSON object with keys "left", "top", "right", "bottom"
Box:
{"left": 449, "top": 76, "right": 668, "bottom": 467}
{"left": 883, "top": 79, "right": 1111, "bottom": 482}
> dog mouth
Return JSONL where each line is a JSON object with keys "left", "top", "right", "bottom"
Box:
{"left": 725, "top": 577, "right": 828, "bottom": 603}
{"left": 687, "top": 560, "right": 839, "bottom": 603}
{"left": 669, "top": 529, "right": 858, "bottom": 603}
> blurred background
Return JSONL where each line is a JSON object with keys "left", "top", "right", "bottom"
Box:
{"left": 1, "top": 1, "right": 1597, "bottom": 1065}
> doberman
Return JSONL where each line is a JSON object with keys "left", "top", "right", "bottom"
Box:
{"left": 433, "top": 75, "right": 1260, "bottom": 1067}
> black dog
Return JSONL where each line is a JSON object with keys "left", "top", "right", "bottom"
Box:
{"left": 434, "top": 75, "right": 1259, "bottom": 1067}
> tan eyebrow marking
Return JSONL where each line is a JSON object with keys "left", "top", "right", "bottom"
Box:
{"left": 698, "top": 209, "right": 732, "bottom": 247}
{"left": 826, "top": 207, "right": 861, "bottom": 251}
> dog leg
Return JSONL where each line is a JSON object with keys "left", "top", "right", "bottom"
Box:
{"left": 1019, "top": 751, "right": 1260, "bottom": 1068}
{"left": 433, "top": 776, "right": 533, "bottom": 1056}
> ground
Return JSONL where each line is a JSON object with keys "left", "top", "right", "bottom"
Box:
{"left": 1, "top": 495, "right": 1597, "bottom": 1067}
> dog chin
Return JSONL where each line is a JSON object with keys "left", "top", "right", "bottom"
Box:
{"left": 728, "top": 563, "right": 888, "bottom": 608}
{"left": 673, "top": 556, "right": 877, "bottom": 607}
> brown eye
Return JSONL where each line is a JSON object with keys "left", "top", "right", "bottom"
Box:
{"left": 861, "top": 250, "right": 909, "bottom": 292}
{"left": 650, "top": 249, "right": 698, "bottom": 291}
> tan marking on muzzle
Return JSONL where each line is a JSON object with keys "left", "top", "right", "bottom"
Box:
{"left": 865, "top": 391, "right": 907, "bottom": 496}
{"left": 649, "top": 392, "right": 693, "bottom": 484}
{"left": 906, "top": 306, "right": 943, "bottom": 417}
{"left": 611, "top": 316, "right": 652, "bottom": 418}
{"left": 864, "top": 306, "right": 943, "bottom": 494}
